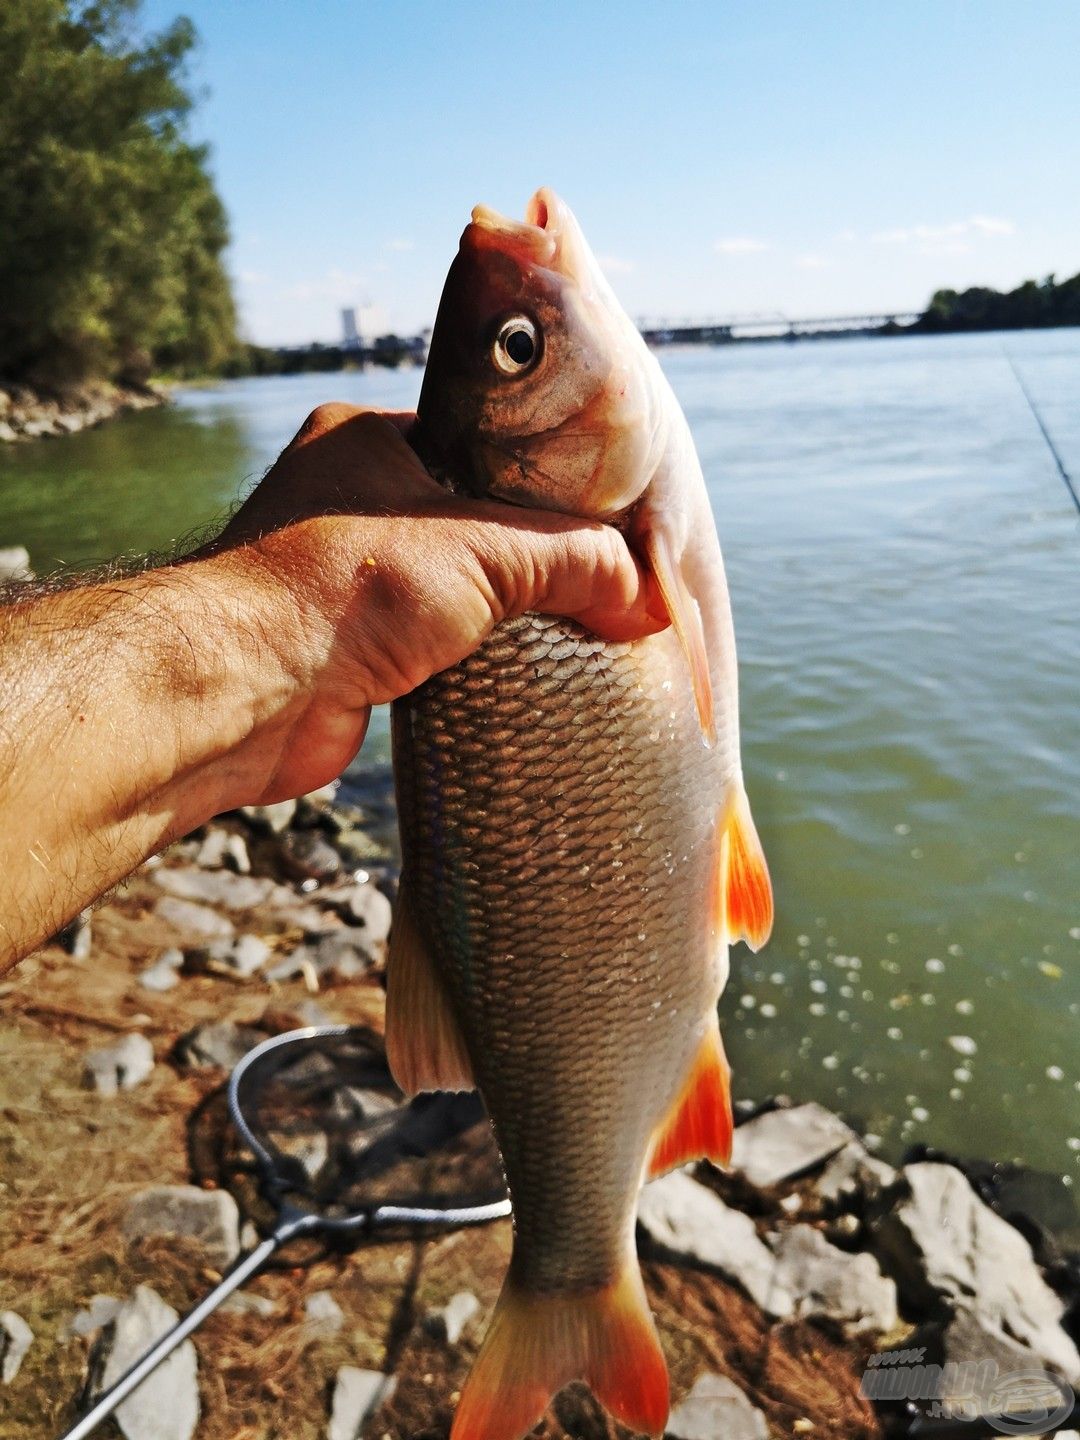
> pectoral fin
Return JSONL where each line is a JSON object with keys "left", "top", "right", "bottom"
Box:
{"left": 647, "top": 1014, "right": 733, "bottom": 1177}
{"left": 723, "top": 786, "right": 773, "bottom": 951}
{"left": 641, "top": 523, "right": 716, "bottom": 746}
{"left": 384, "top": 883, "right": 474, "bottom": 1096}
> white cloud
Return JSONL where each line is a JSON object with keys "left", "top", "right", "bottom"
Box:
{"left": 598, "top": 253, "right": 635, "bottom": 275}
{"left": 282, "top": 266, "right": 368, "bottom": 304}
{"left": 969, "top": 214, "right": 1015, "bottom": 236}
{"left": 384, "top": 237, "right": 415, "bottom": 252}
{"left": 835, "top": 228, "right": 858, "bottom": 243}
{"left": 796, "top": 254, "right": 827, "bottom": 269}
{"left": 872, "top": 216, "right": 1015, "bottom": 245}
{"left": 714, "top": 236, "right": 770, "bottom": 255}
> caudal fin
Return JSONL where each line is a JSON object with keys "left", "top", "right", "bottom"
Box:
{"left": 451, "top": 1263, "right": 668, "bottom": 1440}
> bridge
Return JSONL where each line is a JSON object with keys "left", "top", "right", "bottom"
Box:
{"left": 638, "top": 312, "right": 921, "bottom": 345}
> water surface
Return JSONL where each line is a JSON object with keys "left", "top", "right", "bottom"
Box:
{"left": 2, "top": 333, "right": 1077, "bottom": 1179}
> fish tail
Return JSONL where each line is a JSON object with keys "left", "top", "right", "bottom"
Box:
{"left": 451, "top": 1259, "right": 668, "bottom": 1440}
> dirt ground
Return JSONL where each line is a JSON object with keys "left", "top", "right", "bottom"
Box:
{"left": 0, "top": 857, "right": 887, "bottom": 1440}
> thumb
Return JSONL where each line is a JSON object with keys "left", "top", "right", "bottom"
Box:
{"left": 495, "top": 518, "right": 670, "bottom": 643}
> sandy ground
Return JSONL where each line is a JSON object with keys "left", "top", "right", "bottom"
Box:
{"left": 0, "top": 856, "right": 885, "bottom": 1440}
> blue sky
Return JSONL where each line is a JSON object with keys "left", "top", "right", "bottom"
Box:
{"left": 141, "top": 0, "right": 1080, "bottom": 346}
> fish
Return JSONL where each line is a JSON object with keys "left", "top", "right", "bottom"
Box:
{"left": 387, "top": 188, "right": 772, "bottom": 1440}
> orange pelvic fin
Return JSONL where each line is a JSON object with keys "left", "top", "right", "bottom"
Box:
{"left": 384, "top": 884, "right": 474, "bottom": 1096}
{"left": 451, "top": 1264, "right": 669, "bottom": 1440}
{"left": 723, "top": 786, "right": 774, "bottom": 952}
{"left": 648, "top": 1014, "right": 733, "bottom": 1177}
{"left": 642, "top": 523, "right": 716, "bottom": 746}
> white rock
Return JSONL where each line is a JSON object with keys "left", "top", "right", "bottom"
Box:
{"left": 872, "top": 1163, "right": 1080, "bottom": 1380}
{"left": 221, "top": 1291, "right": 277, "bottom": 1318}
{"left": 769, "top": 1224, "right": 899, "bottom": 1334}
{"left": 637, "top": 1170, "right": 794, "bottom": 1319}
{"left": 815, "top": 1141, "right": 897, "bottom": 1202}
{"left": 0, "top": 1310, "right": 33, "bottom": 1383}
{"left": 241, "top": 799, "right": 297, "bottom": 833}
{"left": 154, "top": 866, "right": 272, "bottom": 910}
{"left": 64, "top": 1294, "right": 122, "bottom": 1339}
{"left": 189, "top": 933, "right": 272, "bottom": 979}
{"left": 82, "top": 1034, "right": 154, "bottom": 1096}
{"left": 730, "top": 1103, "right": 857, "bottom": 1187}
{"left": 305, "top": 1290, "right": 345, "bottom": 1332}
{"left": 175, "top": 1021, "right": 265, "bottom": 1070}
{"left": 138, "top": 962, "right": 179, "bottom": 993}
{"left": 155, "top": 895, "right": 235, "bottom": 940}
{"left": 343, "top": 884, "right": 393, "bottom": 944}
{"left": 667, "top": 1372, "right": 768, "bottom": 1440}
{"left": 87, "top": 1286, "right": 198, "bottom": 1440}
{"left": 425, "top": 1290, "right": 480, "bottom": 1345}
{"left": 123, "top": 1185, "right": 240, "bottom": 1268}
{"left": 327, "top": 1366, "right": 396, "bottom": 1440}
{"left": 0, "top": 546, "right": 33, "bottom": 582}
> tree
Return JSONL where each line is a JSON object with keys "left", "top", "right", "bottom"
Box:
{"left": 0, "top": 0, "right": 238, "bottom": 387}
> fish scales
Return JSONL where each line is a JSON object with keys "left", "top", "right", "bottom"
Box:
{"left": 386, "top": 188, "right": 772, "bottom": 1440}
{"left": 392, "top": 612, "right": 721, "bottom": 1294}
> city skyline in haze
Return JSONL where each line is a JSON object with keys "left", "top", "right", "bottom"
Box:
{"left": 140, "top": 0, "right": 1080, "bottom": 346}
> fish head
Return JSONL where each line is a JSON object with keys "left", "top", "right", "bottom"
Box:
{"left": 416, "top": 188, "right": 665, "bottom": 520}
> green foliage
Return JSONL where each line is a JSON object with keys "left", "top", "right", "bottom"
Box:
{"left": 917, "top": 271, "right": 1080, "bottom": 333}
{"left": 0, "top": 0, "right": 238, "bottom": 387}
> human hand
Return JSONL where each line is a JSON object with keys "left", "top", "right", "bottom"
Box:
{"left": 204, "top": 403, "right": 666, "bottom": 805}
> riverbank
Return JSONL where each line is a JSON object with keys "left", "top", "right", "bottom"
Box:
{"left": 0, "top": 379, "right": 165, "bottom": 443}
{"left": 1, "top": 776, "right": 1077, "bottom": 1439}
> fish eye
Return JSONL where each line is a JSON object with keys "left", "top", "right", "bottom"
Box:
{"left": 492, "top": 316, "right": 540, "bottom": 376}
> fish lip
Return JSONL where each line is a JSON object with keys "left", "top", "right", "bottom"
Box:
{"left": 463, "top": 188, "right": 566, "bottom": 270}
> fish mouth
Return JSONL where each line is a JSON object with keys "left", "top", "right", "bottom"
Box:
{"left": 465, "top": 188, "right": 588, "bottom": 283}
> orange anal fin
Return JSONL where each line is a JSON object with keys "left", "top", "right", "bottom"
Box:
{"left": 451, "top": 1265, "right": 668, "bottom": 1440}
{"left": 724, "top": 787, "right": 774, "bottom": 952}
{"left": 645, "top": 527, "right": 716, "bottom": 746}
{"left": 648, "top": 1016, "right": 733, "bottom": 1177}
{"left": 384, "top": 882, "right": 474, "bottom": 1096}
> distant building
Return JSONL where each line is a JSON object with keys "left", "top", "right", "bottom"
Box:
{"left": 341, "top": 307, "right": 361, "bottom": 351}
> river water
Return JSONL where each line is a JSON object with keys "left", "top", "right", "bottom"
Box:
{"left": 2, "top": 331, "right": 1077, "bottom": 1181}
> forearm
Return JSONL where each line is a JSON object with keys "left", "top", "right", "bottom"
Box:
{"left": 0, "top": 555, "right": 303, "bottom": 970}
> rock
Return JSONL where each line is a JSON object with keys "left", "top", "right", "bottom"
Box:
{"left": 769, "top": 1224, "right": 899, "bottom": 1334}
{"left": 637, "top": 1170, "right": 794, "bottom": 1319}
{"left": 154, "top": 865, "right": 272, "bottom": 910}
{"left": 138, "top": 961, "right": 179, "bottom": 992}
{"left": 241, "top": 799, "right": 297, "bottom": 833}
{"left": 667, "top": 1372, "right": 768, "bottom": 1440}
{"left": 82, "top": 1034, "right": 155, "bottom": 1095}
{"left": 186, "top": 933, "right": 272, "bottom": 980}
{"left": 221, "top": 1291, "right": 277, "bottom": 1318}
{"left": 265, "top": 932, "right": 371, "bottom": 984}
{"left": 123, "top": 1185, "right": 240, "bottom": 1268}
{"left": 280, "top": 829, "right": 344, "bottom": 882}
{"left": 56, "top": 908, "right": 93, "bottom": 959}
{"left": 0, "top": 1310, "right": 33, "bottom": 1383}
{"left": 155, "top": 895, "right": 235, "bottom": 940}
{"left": 729, "top": 1102, "right": 856, "bottom": 1187}
{"left": 272, "top": 902, "right": 344, "bottom": 937}
{"left": 64, "top": 1294, "right": 122, "bottom": 1339}
{"left": 324, "top": 882, "right": 393, "bottom": 944}
{"left": 871, "top": 1163, "right": 1080, "bottom": 1379}
{"left": 327, "top": 1366, "right": 396, "bottom": 1440}
{"left": 277, "top": 1130, "right": 329, "bottom": 1181}
{"left": 193, "top": 827, "right": 252, "bottom": 873}
{"left": 313, "top": 932, "right": 374, "bottom": 978}
{"left": 175, "top": 1021, "right": 265, "bottom": 1071}
{"left": 815, "top": 1141, "right": 897, "bottom": 1203}
{"left": 86, "top": 1286, "right": 198, "bottom": 1440}
{"left": 424, "top": 1291, "right": 480, "bottom": 1346}
{"left": 329, "top": 1086, "right": 399, "bottom": 1125}
{"left": 0, "top": 544, "right": 32, "bottom": 578}
{"left": 305, "top": 1290, "right": 345, "bottom": 1332}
